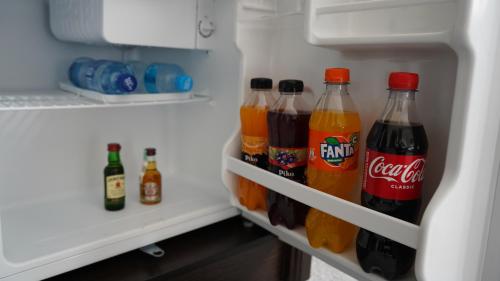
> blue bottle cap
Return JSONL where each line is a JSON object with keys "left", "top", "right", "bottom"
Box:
{"left": 117, "top": 74, "right": 137, "bottom": 93}
{"left": 175, "top": 75, "right": 193, "bottom": 92}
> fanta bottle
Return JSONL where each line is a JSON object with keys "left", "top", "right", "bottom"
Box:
{"left": 238, "top": 78, "right": 275, "bottom": 210}
{"left": 305, "top": 68, "right": 361, "bottom": 253}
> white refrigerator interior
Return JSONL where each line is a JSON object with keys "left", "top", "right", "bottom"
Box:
{"left": 0, "top": 0, "right": 499, "bottom": 281}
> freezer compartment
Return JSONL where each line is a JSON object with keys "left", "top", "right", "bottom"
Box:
{"left": 49, "top": 0, "right": 216, "bottom": 49}
{"left": 305, "top": 0, "right": 459, "bottom": 47}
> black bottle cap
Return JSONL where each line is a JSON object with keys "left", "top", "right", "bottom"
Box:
{"left": 279, "top": 79, "right": 304, "bottom": 93}
{"left": 250, "top": 78, "right": 273, "bottom": 90}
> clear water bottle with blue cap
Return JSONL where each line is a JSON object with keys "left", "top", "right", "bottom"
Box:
{"left": 126, "top": 61, "right": 148, "bottom": 93}
{"left": 68, "top": 58, "right": 137, "bottom": 94}
{"left": 144, "top": 63, "right": 193, "bottom": 93}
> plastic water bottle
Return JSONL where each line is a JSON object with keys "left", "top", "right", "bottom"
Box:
{"left": 144, "top": 63, "right": 193, "bottom": 93}
{"left": 126, "top": 61, "right": 148, "bottom": 93}
{"left": 68, "top": 58, "right": 137, "bottom": 94}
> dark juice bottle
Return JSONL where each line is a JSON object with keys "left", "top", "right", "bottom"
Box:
{"left": 267, "top": 80, "right": 311, "bottom": 229}
{"left": 104, "top": 143, "right": 125, "bottom": 211}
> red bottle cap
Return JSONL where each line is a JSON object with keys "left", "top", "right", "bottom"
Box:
{"left": 108, "top": 143, "right": 121, "bottom": 152}
{"left": 325, "top": 68, "right": 350, "bottom": 83}
{"left": 146, "top": 148, "right": 156, "bottom": 156}
{"left": 389, "top": 72, "right": 419, "bottom": 91}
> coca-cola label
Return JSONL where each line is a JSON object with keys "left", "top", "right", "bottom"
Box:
{"left": 362, "top": 149, "right": 426, "bottom": 200}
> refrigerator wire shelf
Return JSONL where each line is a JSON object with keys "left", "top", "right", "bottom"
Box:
{"left": 0, "top": 90, "right": 210, "bottom": 111}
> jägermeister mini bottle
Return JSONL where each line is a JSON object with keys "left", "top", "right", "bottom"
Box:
{"left": 104, "top": 143, "right": 125, "bottom": 210}
{"left": 141, "top": 148, "right": 162, "bottom": 205}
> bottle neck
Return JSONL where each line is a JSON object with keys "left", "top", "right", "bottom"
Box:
{"left": 146, "top": 155, "right": 157, "bottom": 170}
{"left": 325, "top": 83, "right": 349, "bottom": 96}
{"left": 313, "top": 82, "right": 356, "bottom": 112}
{"left": 108, "top": 151, "right": 121, "bottom": 165}
{"left": 245, "top": 89, "right": 274, "bottom": 107}
{"left": 380, "top": 90, "right": 420, "bottom": 124}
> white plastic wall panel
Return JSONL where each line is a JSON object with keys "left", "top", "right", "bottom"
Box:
{"left": 305, "top": 0, "right": 458, "bottom": 47}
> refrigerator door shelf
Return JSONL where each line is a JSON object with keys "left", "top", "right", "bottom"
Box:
{"left": 305, "top": 0, "right": 458, "bottom": 47}
{"left": 239, "top": 206, "right": 416, "bottom": 281}
{"left": 224, "top": 155, "right": 419, "bottom": 249}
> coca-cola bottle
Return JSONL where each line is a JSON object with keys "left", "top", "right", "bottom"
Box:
{"left": 356, "top": 72, "right": 428, "bottom": 279}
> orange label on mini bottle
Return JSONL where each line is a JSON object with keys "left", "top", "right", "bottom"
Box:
{"left": 308, "top": 129, "right": 360, "bottom": 171}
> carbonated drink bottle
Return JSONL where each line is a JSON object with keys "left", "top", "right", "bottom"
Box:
{"left": 267, "top": 80, "right": 311, "bottom": 229}
{"left": 238, "top": 78, "right": 275, "bottom": 210}
{"left": 306, "top": 68, "right": 360, "bottom": 253}
{"left": 356, "top": 72, "right": 428, "bottom": 280}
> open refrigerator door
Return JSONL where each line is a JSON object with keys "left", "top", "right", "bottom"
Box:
{"left": 223, "top": 0, "right": 500, "bottom": 280}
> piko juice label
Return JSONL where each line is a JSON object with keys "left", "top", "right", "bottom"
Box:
{"left": 241, "top": 135, "right": 268, "bottom": 170}
{"left": 268, "top": 146, "right": 308, "bottom": 183}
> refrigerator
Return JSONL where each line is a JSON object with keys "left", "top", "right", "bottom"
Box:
{"left": 0, "top": 0, "right": 498, "bottom": 280}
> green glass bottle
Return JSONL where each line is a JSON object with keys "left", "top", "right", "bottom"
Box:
{"left": 104, "top": 143, "right": 125, "bottom": 211}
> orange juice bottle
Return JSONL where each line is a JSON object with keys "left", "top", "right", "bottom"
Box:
{"left": 239, "top": 78, "right": 275, "bottom": 210}
{"left": 306, "top": 68, "right": 361, "bottom": 253}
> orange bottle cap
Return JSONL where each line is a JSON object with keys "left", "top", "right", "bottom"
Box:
{"left": 325, "top": 68, "right": 350, "bottom": 83}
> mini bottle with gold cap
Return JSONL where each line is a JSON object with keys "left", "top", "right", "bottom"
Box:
{"left": 141, "top": 148, "right": 162, "bottom": 205}
{"left": 305, "top": 68, "right": 361, "bottom": 253}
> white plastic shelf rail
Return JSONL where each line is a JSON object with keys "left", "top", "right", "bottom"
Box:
{"left": 225, "top": 156, "right": 419, "bottom": 248}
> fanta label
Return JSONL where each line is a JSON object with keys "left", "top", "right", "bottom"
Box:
{"left": 362, "top": 149, "right": 426, "bottom": 200}
{"left": 308, "top": 129, "right": 360, "bottom": 171}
